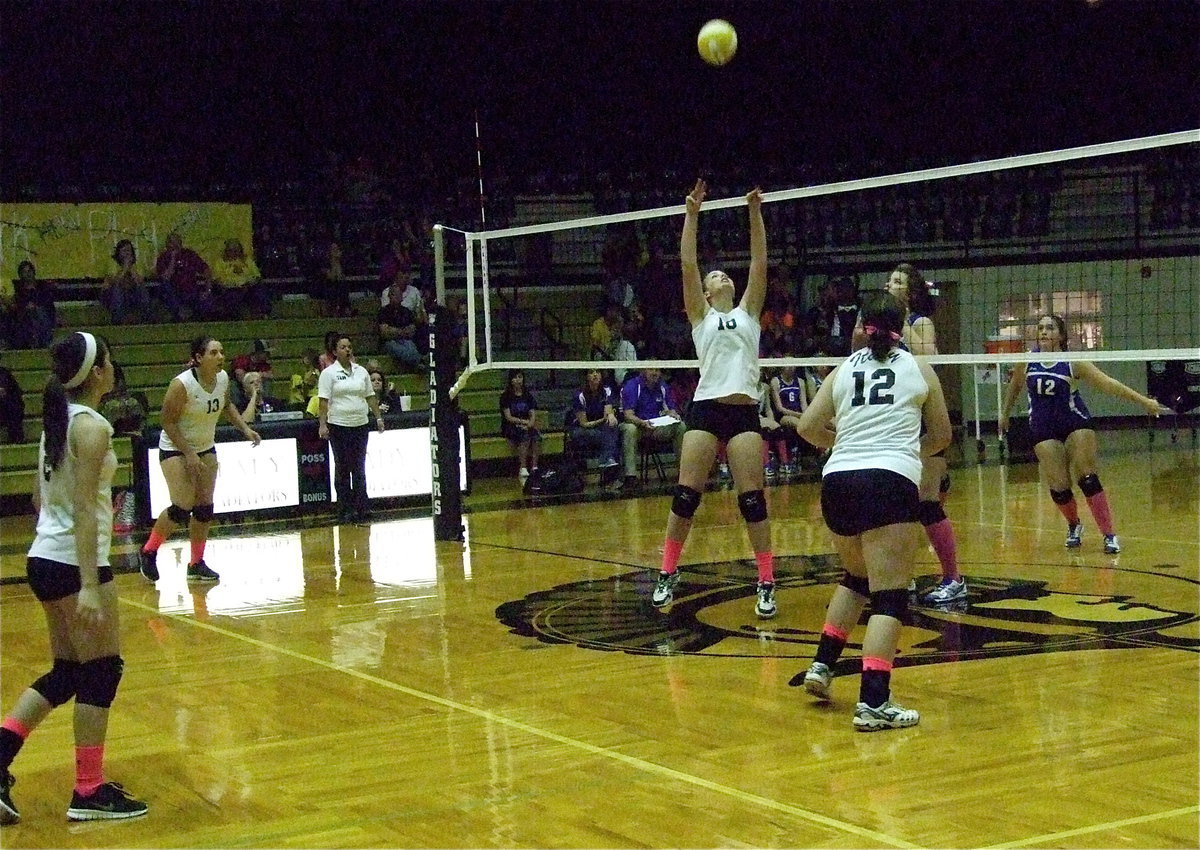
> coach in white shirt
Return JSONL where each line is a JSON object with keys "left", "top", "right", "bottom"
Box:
{"left": 318, "top": 334, "right": 385, "bottom": 523}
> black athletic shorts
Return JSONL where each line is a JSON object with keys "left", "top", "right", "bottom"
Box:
{"left": 27, "top": 556, "right": 114, "bottom": 603}
{"left": 820, "top": 469, "right": 919, "bottom": 537}
{"left": 159, "top": 445, "right": 217, "bottom": 463}
{"left": 686, "top": 399, "right": 759, "bottom": 444}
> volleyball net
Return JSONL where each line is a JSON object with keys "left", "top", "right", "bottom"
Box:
{"left": 432, "top": 129, "right": 1199, "bottom": 447}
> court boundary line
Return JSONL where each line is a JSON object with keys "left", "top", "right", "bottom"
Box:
{"left": 117, "top": 595, "right": 921, "bottom": 849}
{"left": 986, "top": 803, "right": 1199, "bottom": 848}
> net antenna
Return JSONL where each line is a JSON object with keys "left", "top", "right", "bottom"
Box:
{"left": 439, "top": 128, "right": 1198, "bottom": 399}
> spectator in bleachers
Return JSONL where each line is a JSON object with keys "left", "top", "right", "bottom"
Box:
{"left": 99, "top": 363, "right": 148, "bottom": 437}
{"left": 315, "top": 240, "right": 353, "bottom": 317}
{"left": 608, "top": 320, "right": 638, "bottom": 385}
{"left": 3, "top": 261, "right": 55, "bottom": 349}
{"left": 377, "top": 237, "right": 410, "bottom": 299}
{"left": 761, "top": 268, "right": 798, "bottom": 355}
{"left": 0, "top": 354, "right": 24, "bottom": 443}
{"left": 154, "top": 232, "right": 213, "bottom": 322}
{"left": 213, "top": 239, "right": 271, "bottom": 319}
{"left": 589, "top": 303, "right": 621, "bottom": 359}
{"left": 757, "top": 377, "right": 786, "bottom": 482}
{"left": 568, "top": 368, "right": 621, "bottom": 488}
{"left": 368, "top": 367, "right": 405, "bottom": 414}
{"left": 499, "top": 368, "right": 541, "bottom": 484}
{"left": 806, "top": 275, "right": 860, "bottom": 356}
{"left": 318, "top": 330, "right": 340, "bottom": 370}
{"left": 618, "top": 367, "right": 685, "bottom": 491}
{"left": 378, "top": 280, "right": 423, "bottom": 373}
{"left": 235, "top": 371, "right": 266, "bottom": 425}
{"left": 230, "top": 339, "right": 275, "bottom": 401}
{"left": 770, "top": 362, "right": 808, "bottom": 477}
{"left": 288, "top": 347, "right": 321, "bottom": 410}
{"left": 101, "top": 241, "right": 153, "bottom": 325}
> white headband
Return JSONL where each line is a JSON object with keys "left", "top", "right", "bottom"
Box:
{"left": 63, "top": 332, "right": 98, "bottom": 390}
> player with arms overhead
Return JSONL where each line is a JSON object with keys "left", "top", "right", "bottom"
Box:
{"left": 651, "top": 179, "right": 778, "bottom": 619}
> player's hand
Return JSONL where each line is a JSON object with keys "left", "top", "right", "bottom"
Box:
{"left": 746, "top": 186, "right": 763, "bottom": 212}
{"left": 1144, "top": 398, "right": 1170, "bottom": 417}
{"left": 184, "top": 452, "right": 203, "bottom": 474}
{"left": 246, "top": 428, "right": 262, "bottom": 446}
{"left": 686, "top": 179, "right": 706, "bottom": 213}
{"left": 998, "top": 413, "right": 1009, "bottom": 435}
{"left": 75, "top": 586, "right": 104, "bottom": 625}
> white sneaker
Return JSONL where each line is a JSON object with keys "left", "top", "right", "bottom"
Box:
{"left": 803, "top": 662, "right": 832, "bottom": 700}
{"left": 1104, "top": 534, "right": 1121, "bottom": 554}
{"left": 1065, "top": 522, "right": 1083, "bottom": 548}
{"left": 921, "top": 578, "right": 967, "bottom": 604}
{"left": 755, "top": 582, "right": 777, "bottom": 619}
{"left": 651, "top": 571, "right": 680, "bottom": 607}
{"left": 518, "top": 468, "right": 530, "bottom": 483}
{"left": 853, "top": 700, "right": 919, "bottom": 731}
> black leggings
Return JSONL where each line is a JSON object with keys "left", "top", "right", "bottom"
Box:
{"left": 328, "top": 422, "right": 371, "bottom": 513}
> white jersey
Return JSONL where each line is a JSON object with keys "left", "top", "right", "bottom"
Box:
{"left": 318, "top": 360, "right": 373, "bottom": 427}
{"left": 692, "top": 305, "right": 760, "bottom": 402}
{"left": 28, "top": 404, "right": 117, "bottom": 566}
{"left": 159, "top": 368, "right": 229, "bottom": 453}
{"left": 823, "top": 346, "right": 928, "bottom": 485}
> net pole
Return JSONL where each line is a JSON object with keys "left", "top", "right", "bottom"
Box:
{"left": 433, "top": 224, "right": 445, "bottom": 307}
{"left": 465, "top": 236, "right": 478, "bottom": 370}
{"left": 480, "top": 237, "right": 493, "bottom": 365}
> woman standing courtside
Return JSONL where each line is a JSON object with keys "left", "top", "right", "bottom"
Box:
{"left": 318, "top": 334, "right": 385, "bottom": 523}
{"left": 139, "top": 336, "right": 261, "bottom": 584}
{"left": 0, "top": 332, "right": 148, "bottom": 823}
{"left": 999, "top": 314, "right": 1165, "bottom": 554}
{"left": 799, "top": 291, "right": 951, "bottom": 730}
{"left": 651, "top": 180, "right": 778, "bottom": 619}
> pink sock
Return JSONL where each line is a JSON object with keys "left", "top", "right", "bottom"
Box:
{"left": 661, "top": 538, "right": 684, "bottom": 575}
{"left": 777, "top": 444, "right": 790, "bottom": 464}
{"left": 190, "top": 537, "right": 206, "bottom": 566}
{"left": 925, "top": 519, "right": 959, "bottom": 581}
{"left": 755, "top": 550, "right": 774, "bottom": 584}
{"left": 1085, "top": 491, "right": 1115, "bottom": 536}
{"left": 761, "top": 443, "right": 770, "bottom": 465}
{"left": 822, "top": 623, "right": 848, "bottom": 641}
{"left": 74, "top": 745, "right": 105, "bottom": 797}
{"left": 143, "top": 529, "right": 167, "bottom": 553}
{"left": 862, "top": 655, "right": 893, "bottom": 672}
{"left": 1055, "top": 497, "right": 1080, "bottom": 525}
{"left": 2, "top": 717, "right": 30, "bottom": 739}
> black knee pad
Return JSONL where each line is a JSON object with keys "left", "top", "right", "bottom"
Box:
{"left": 167, "top": 503, "right": 191, "bottom": 524}
{"left": 738, "top": 490, "right": 768, "bottom": 523}
{"left": 939, "top": 473, "right": 951, "bottom": 495}
{"left": 192, "top": 503, "right": 215, "bottom": 522}
{"left": 1050, "top": 488, "right": 1074, "bottom": 505}
{"left": 917, "top": 500, "right": 946, "bottom": 527}
{"left": 870, "top": 588, "right": 910, "bottom": 621}
{"left": 840, "top": 572, "right": 870, "bottom": 598}
{"left": 31, "top": 658, "right": 79, "bottom": 707}
{"left": 671, "top": 485, "right": 702, "bottom": 519}
{"left": 75, "top": 656, "right": 124, "bottom": 709}
{"left": 1078, "top": 474, "right": 1103, "bottom": 498}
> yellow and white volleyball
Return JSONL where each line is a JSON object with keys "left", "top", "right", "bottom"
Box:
{"left": 697, "top": 19, "right": 737, "bottom": 66}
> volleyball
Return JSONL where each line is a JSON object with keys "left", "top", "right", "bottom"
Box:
{"left": 697, "top": 19, "right": 737, "bottom": 66}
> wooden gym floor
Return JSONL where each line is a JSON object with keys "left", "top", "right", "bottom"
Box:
{"left": 0, "top": 432, "right": 1197, "bottom": 848}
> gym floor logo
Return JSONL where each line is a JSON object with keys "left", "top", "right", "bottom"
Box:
{"left": 495, "top": 554, "right": 1199, "bottom": 681}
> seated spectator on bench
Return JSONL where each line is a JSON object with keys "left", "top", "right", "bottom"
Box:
{"left": 568, "top": 368, "right": 621, "bottom": 487}
{"left": 231, "top": 338, "right": 276, "bottom": 401}
{"left": 378, "top": 281, "right": 423, "bottom": 372}
{"left": 3, "top": 261, "right": 55, "bottom": 349}
{"left": 214, "top": 238, "right": 271, "bottom": 319}
{"left": 500, "top": 368, "right": 541, "bottom": 484}
{"left": 368, "top": 367, "right": 405, "bottom": 414}
{"left": 101, "top": 240, "right": 153, "bottom": 325}
{"left": 618, "top": 367, "right": 685, "bottom": 490}
{"left": 289, "top": 347, "right": 321, "bottom": 410}
{"left": 99, "top": 363, "right": 149, "bottom": 436}
{"left": 155, "top": 232, "right": 215, "bottom": 322}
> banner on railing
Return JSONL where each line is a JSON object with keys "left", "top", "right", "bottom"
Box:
{"left": 0, "top": 202, "right": 254, "bottom": 279}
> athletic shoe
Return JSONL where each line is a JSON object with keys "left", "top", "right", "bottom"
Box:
{"left": 138, "top": 547, "right": 159, "bottom": 582}
{"left": 0, "top": 769, "right": 19, "bottom": 825}
{"left": 921, "top": 578, "right": 967, "bottom": 604}
{"left": 907, "top": 578, "right": 917, "bottom": 593}
{"left": 803, "top": 662, "right": 832, "bottom": 700}
{"left": 717, "top": 463, "right": 731, "bottom": 481}
{"left": 67, "top": 781, "right": 147, "bottom": 821}
{"left": 764, "top": 464, "right": 777, "bottom": 480}
{"left": 1104, "top": 534, "right": 1121, "bottom": 554}
{"left": 186, "top": 560, "right": 220, "bottom": 582}
{"left": 1065, "top": 522, "right": 1083, "bottom": 548}
{"left": 651, "top": 571, "right": 680, "bottom": 608}
{"left": 518, "top": 468, "right": 530, "bottom": 484}
{"left": 853, "top": 700, "right": 920, "bottom": 732}
{"left": 755, "top": 582, "right": 777, "bottom": 619}
{"left": 780, "top": 463, "right": 796, "bottom": 478}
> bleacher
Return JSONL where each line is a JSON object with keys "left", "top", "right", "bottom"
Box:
{"left": 1, "top": 287, "right": 604, "bottom": 503}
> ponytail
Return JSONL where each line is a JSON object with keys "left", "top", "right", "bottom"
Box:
{"left": 42, "top": 332, "right": 109, "bottom": 473}
{"left": 859, "top": 291, "right": 907, "bottom": 363}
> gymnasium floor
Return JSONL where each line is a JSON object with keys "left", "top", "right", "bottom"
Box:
{"left": 0, "top": 431, "right": 1196, "bottom": 848}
